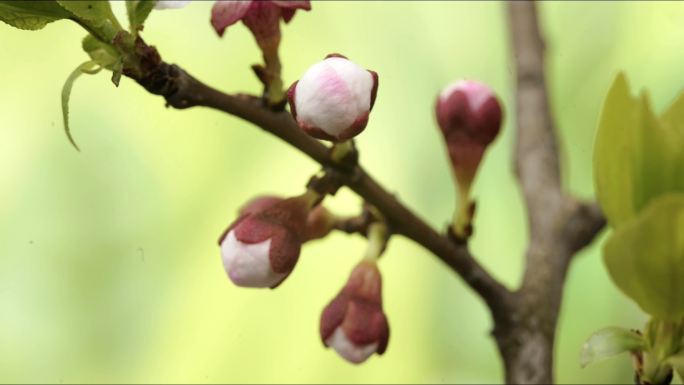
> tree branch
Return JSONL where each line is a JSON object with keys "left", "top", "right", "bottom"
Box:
{"left": 121, "top": 6, "right": 610, "bottom": 379}
{"left": 128, "top": 56, "right": 513, "bottom": 318}
{"left": 502, "top": 2, "right": 607, "bottom": 384}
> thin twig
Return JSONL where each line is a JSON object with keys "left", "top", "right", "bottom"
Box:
{"left": 127, "top": 57, "right": 513, "bottom": 317}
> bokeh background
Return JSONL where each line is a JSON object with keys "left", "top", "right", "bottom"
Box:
{"left": 1, "top": 1, "right": 684, "bottom": 383}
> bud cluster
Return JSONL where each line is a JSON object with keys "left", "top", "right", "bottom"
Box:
{"left": 218, "top": 188, "right": 390, "bottom": 364}
{"left": 157, "top": 0, "right": 504, "bottom": 368}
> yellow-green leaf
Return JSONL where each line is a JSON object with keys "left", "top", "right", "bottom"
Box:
{"left": 668, "top": 351, "right": 684, "bottom": 382}
{"left": 126, "top": 0, "right": 156, "bottom": 33}
{"left": 603, "top": 193, "right": 684, "bottom": 320}
{"left": 0, "top": 1, "right": 71, "bottom": 30}
{"left": 580, "top": 327, "right": 644, "bottom": 368}
{"left": 593, "top": 73, "right": 641, "bottom": 227}
{"left": 660, "top": 92, "right": 684, "bottom": 193}
{"left": 56, "top": 1, "right": 113, "bottom": 23}
{"left": 56, "top": 1, "right": 122, "bottom": 41}
{"left": 633, "top": 92, "right": 684, "bottom": 213}
{"left": 61, "top": 61, "right": 101, "bottom": 151}
{"left": 82, "top": 34, "right": 120, "bottom": 70}
{"left": 594, "top": 73, "right": 684, "bottom": 228}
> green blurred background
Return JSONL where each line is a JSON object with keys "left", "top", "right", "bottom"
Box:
{"left": 1, "top": 1, "right": 684, "bottom": 383}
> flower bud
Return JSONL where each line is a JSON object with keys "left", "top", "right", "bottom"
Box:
{"left": 211, "top": 0, "right": 310, "bottom": 47}
{"left": 218, "top": 195, "right": 312, "bottom": 288}
{"left": 435, "top": 80, "right": 502, "bottom": 239}
{"left": 155, "top": 0, "right": 190, "bottom": 10}
{"left": 288, "top": 54, "right": 379, "bottom": 142}
{"left": 320, "top": 261, "right": 389, "bottom": 364}
{"left": 435, "top": 80, "right": 502, "bottom": 187}
{"left": 238, "top": 195, "right": 283, "bottom": 216}
{"left": 303, "top": 205, "right": 336, "bottom": 242}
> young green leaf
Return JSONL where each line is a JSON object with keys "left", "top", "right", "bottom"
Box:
{"left": 0, "top": 1, "right": 71, "bottom": 30}
{"left": 603, "top": 193, "right": 684, "bottom": 321}
{"left": 82, "top": 34, "right": 121, "bottom": 70}
{"left": 56, "top": 1, "right": 114, "bottom": 23}
{"left": 631, "top": 94, "right": 683, "bottom": 224}
{"left": 660, "top": 92, "right": 684, "bottom": 194}
{"left": 56, "top": 1, "right": 123, "bottom": 41}
{"left": 126, "top": 0, "right": 156, "bottom": 33}
{"left": 594, "top": 73, "right": 684, "bottom": 228}
{"left": 62, "top": 61, "right": 102, "bottom": 151}
{"left": 661, "top": 91, "right": 684, "bottom": 130}
{"left": 593, "top": 73, "right": 641, "bottom": 227}
{"left": 580, "top": 327, "right": 645, "bottom": 368}
{"left": 668, "top": 351, "right": 684, "bottom": 382}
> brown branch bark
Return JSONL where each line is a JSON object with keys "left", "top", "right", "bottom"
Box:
{"left": 501, "top": 2, "right": 607, "bottom": 384}
{"left": 130, "top": 57, "right": 514, "bottom": 319}
{"left": 120, "top": 4, "right": 608, "bottom": 380}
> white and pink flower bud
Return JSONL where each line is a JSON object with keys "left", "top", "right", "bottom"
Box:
{"left": 288, "top": 54, "right": 379, "bottom": 142}
{"left": 435, "top": 80, "right": 502, "bottom": 239}
{"left": 218, "top": 195, "right": 311, "bottom": 288}
{"left": 211, "top": 0, "right": 311, "bottom": 49}
{"left": 154, "top": 0, "right": 190, "bottom": 10}
{"left": 320, "top": 261, "right": 389, "bottom": 364}
{"left": 435, "top": 80, "right": 502, "bottom": 186}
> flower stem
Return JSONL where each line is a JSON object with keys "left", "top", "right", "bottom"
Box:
{"left": 364, "top": 222, "right": 388, "bottom": 261}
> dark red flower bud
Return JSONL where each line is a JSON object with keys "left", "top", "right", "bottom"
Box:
{"left": 211, "top": 0, "right": 310, "bottom": 49}
{"left": 320, "top": 261, "right": 389, "bottom": 364}
{"left": 435, "top": 80, "right": 502, "bottom": 239}
{"left": 303, "top": 205, "right": 336, "bottom": 242}
{"left": 435, "top": 80, "right": 502, "bottom": 187}
{"left": 218, "top": 195, "right": 312, "bottom": 288}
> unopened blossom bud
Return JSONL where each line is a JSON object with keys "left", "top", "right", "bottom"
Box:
{"left": 239, "top": 195, "right": 335, "bottom": 242}
{"left": 303, "top": 205, "right": 336, "bottom": 241}
{"left": 218, "top": 194, "right": 314, "bottom": 288}
{"left": 238, "top": 195, "right": 283, "bottom": 216}
{"left": 320, "top": 261, "right": 389, "bottom": 364}
{"left": 435, "top": 80, "right": 502, "bottom": 238}
{"left": 288, "top": 54, "right": 379, "bottom": 142}
{"left": 211, "top": 1, "right": 310, "bottom": 49}
{"left": 436, "top": 80, "right": 502, "bottom": 186}
{"left": 212, "top": 1, "right": 310, "bottom": 106}
{"left": 155, "top": 0, "right": 190, "bottom": 10}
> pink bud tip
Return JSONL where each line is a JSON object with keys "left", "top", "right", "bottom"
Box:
{"left": 211, "top": 1, "right": 311, "bottom": 39}
{"left": 435, "top": 80, "right": 503, "bottom": 184}
{"left": 218, "top": 196, "right": 312, "bottom": 288}
{"left": 320, "top": 261, "right": 390, "bottom": 364}
{"left": 288, "top": 55, "right": 379, "bottom": 142}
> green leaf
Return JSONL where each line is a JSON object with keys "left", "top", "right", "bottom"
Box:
{"left": 110, "top": 59, "right": 123, "bottom": 87}
{"left": 126, "top": 0, "right": 156, "bottom": 33}
{"left": 56, "top": 1, "right": 122, "bottom": 42}
{"left": 634, "top": 92, "right": 684, "bottom": 216}
{"left": 594, "top": 73, "right": 684, "bottom": 228}
{"left": 660, "top": 92, "right": 684, "bottom": 194}
{"left": 580, "top": 327, "right": 645, "bottom": 368}
{"left": 593, "top": 73, "right": 641, "bottom": 227}
{"left": 62, "top": 61, "right": 101, "bottom": 151}
{"left": 668, "top": 351, "right": 684, "bottom": 381}
{"left": 603, "top": 193, "right": 684, "bottom": 320}
{"left": 56, "top": 1, "right": 113, "bottom": 23}
{"left": 662, "top": 91, "right": 684, "bottom": 131}
{"left": 0, "top": 1, "right": 71, "bottom": 30}
{"left": 82, "top": 34, "right": 120, "bottom": 70}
